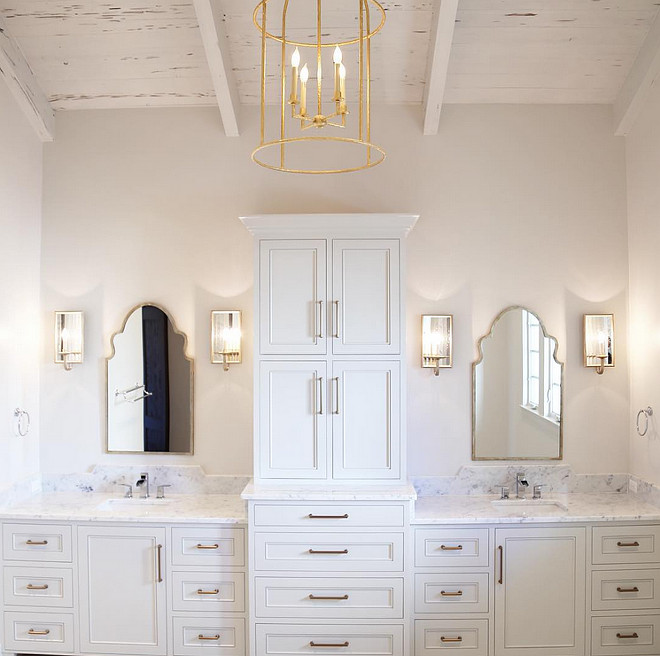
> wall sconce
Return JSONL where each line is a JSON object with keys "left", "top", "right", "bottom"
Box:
{"left": 422, "top": 315, "right": 453, "bottom": 376}
{"left": 211, "top": 311, "right": 242, "bottom": 371}
{"left": 584, "top": 314, "right": 615, "bottom": 375}
{"left": 54, "top": 311, "right": 84, "bottom": 371}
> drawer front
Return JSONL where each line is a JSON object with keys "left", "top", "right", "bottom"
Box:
{"left": 592, "top": 526, "right": 660, "bottom": 565}
{"left": 254, "top": 532, "right": 404, "bottom": 572}
{"left": 415, "top": 573, "right": 489, "bottom": 614}
{"left": 592, "top": 569, "right": 660, "bottom": 611}
{"left": 415, "top": 529, "right": 489, "bottom": 568}
{"left": 3, "top": 611, "right": 75, "bottom": 653}
{"left": 255, "top": 623, "right": 403, "bottom": 656}
{"left": 3, "top": 566, "right": 74, "bottom": 608}
{"left": 171, "top": 527, "right": 245, "bottom": 567}
{"left": 255, "top": 576, "right": 403, "bottom": 619}
{"left": 415, "top": 620, "right": 489, "bottom": 656}
{"left": 591, "top": 615, "right": 660, "bottom": 655}
{"left": 2, "top": 524, "right": 73, "bottom": 562}
{"left": 171, "top": 571, "right": 245, "bottom": 612}
{"left": 253, "top": 504, "right": 405, "bottom": 528}
{"left": 173, "top": 617, "right": 245, "bottom": 656}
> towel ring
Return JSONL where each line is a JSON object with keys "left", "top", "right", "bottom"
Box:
{"left": 14, "top": 408, "right": 30, "bottom": 437}
{"left": 636, "top": 407, "right": 653, "bottom": 437}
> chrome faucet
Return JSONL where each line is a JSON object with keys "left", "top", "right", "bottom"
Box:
{"left": 515, "top": 472, "right": 529, "bottom": 499}
{"left": 136, "top": 472, "right": 150, "bottom": 498}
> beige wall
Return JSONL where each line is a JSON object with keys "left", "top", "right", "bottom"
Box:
{"left": 40, "top": 103, "right": 629, "bottom": 477}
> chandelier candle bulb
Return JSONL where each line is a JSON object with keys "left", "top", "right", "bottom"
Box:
{"left": 300, "top": 64, "right": 309, "bottom": 117}
{"left": 339, "top": 63, "right": 346, "bottom": 101}
{"left": 333, "top": 46, "right": 342, "bottom": 101}
{"left": 289, "top": 47, "right": 300, "bottom": 104}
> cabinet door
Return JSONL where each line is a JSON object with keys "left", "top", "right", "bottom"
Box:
{"left": 78, "top": 526, "right": 167, "bottom": 655}
{"left": 331, "top": 240, "right": 400, "bottom": 354}
{"left": 494, "top": 527, "right": 585, "bottom": 656}
{"left": 259, "top": 361, "right": 328, "bottom": 479}
{"left": 331, "top": 361, "right": 400, "bottom": 480}
{"left": 259, "top": 240, "right": 327, "bottom": 354}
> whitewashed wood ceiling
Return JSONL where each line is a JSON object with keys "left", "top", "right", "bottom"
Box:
{"left": 0, "top": 0, "right": 658, "bottom": 110}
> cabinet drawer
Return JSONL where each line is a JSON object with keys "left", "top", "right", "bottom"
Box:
{"left": 415, "top": 620, "right": 489, "bottom": 656}
{"left": 173, "top": 617, "right": 245, "bottom": 656}
{"left": 415, "top": 529, "right": 489, "bottom": 567}
{"left": 255, "top": 576, "right": 403, "bottom": 619}
{"left": 591, "top": 615, "right": 660, "bottom": 655}
{"left": 3, "top": 566, "right": 74, "bottom": 608}
{"left": 253, "top": 504, "right": 405, "bottom": 528}
{"left": 3, "top": 611, "right": 74, "bottom": 653}
{"left": 592, "top": 569, "right": 660, "bottom": 611}
{"left": 171, "top": 527, "right": 245, "bottom": 567}
{"left": 592, "top": 526, "right": 660, "bottom": 565}
{"left": 255, "top": 623, "right": 403, "bottom": 656}
{"left": 2, "top": 524, "right": 73, "bottom": 562}
{"left": 171, "top": 571, "right": 245, "bottom": 612}
{"left": 415, "top": 573, "right": 489, "bottom": 614}
{"left": 254, "top": 532, "right": 404, "bottom": 572}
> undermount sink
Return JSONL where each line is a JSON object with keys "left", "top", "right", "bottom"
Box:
{"left": 97, "top": 498, "right": 174, "bottom": 510}
{"left": 491, "top": 498, "right": 568, "bottom": 511}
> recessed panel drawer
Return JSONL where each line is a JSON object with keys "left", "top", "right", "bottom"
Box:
{"left": 592, "top": 569, "right": 660, "bottom": 611}
{"left": 415, "top": 573, "right": 489, "bottom": 614}
{"left": 171, "top": 571, "right": 245, "bottom": 612}
{"left": 253, "top": 504, "right": 405, "bottom": 528}
{"left": 415, "top": 620, "right": 489, "bottom": 656}
{"left": 255, "top": 623, "right": 403, "bottom": 656}
{"left": 254, "top": 532, "right": 403, "bottom": 572}
{"left": 255, "top": 576, "right": 403, "bottom": 618}
{"left": 592, "top": 526, "right": 660, "bottom": 565}
{"left": 172, "top": 617, "right": 245, "bottom": 656}
{"left": 415, "top": 529, "right": 489, "bottom": 568}
{"left": 2, "top": 524, "right": 73, "bottom": 563}
{"left": 3, "top": 566, "right": 74, "bottom": 608}
{"left": 591, "top": 615, "right": 660, "bottom": 655}
{"left": 3, "top": 611, "right": 75, "bottom": 653}
{"left": 171, "top": 527, "right": 245, "bottom": 568}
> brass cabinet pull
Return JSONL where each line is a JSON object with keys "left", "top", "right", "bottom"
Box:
{"left": 440, "top": 590, "right": 463, "bottom": 597}
{"left": 26, "top": 584, "right": 49, "bottom": 590}
{"left": 317, "top": 301, "right": 324, "bottom": 339}
{"left": 440, "top": 545, "right": 462, "bottom": 551}
{"left": 198, "top": 634, "right": 220, "bottom": 641}
{"left": 333, "top": 377, "right": 340, "bottom": 414}
{"left": 27, "top": 629, "right": 50, "bottom": 636}
{"left": 617, "top": 541, "right": 640, "bottom": 547}
{"left": 156, "top": 544, "right": 163, "bottom": 583}
{"left": 309, "top": 548, "right": 349, "bottom": 555}
{"left": 332, "top": 301, "right": 340, "bottom": 338}
{"left": 308, "top": 514, "right": 349, "bottom": 520}
{"left": 309, "top": 594, "right": 349, "bottom": 600}
{"left": 616, "top": 633, "right": 639, "bottom": 639}
{"left": 317, "top": 377, "right": 324, "bottom": 415}
{"left": 440, "top": 637, "right": 463, "bottom": 643}
{"left": 196, "top": 543, "right": 219, "bottom": 550}
{"left": 498, "top": 545, "right": 504, "bottom": 585}
{"left": 25, "top": 540, "right": 48, "bottom": 546}
{"left": 617, "top": 586, "right": 640, "bottom": 593}
{"left": 197, "top": 589, "right": 220, "bottom": 595}
{"left": 310, "top": 641, "right": 349, "bottom": 648}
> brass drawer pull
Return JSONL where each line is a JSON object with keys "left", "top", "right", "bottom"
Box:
{"left": 197, "top": 589, "right": 220, "bottom": 595}
{"left": 310, "top": 641, "right": 349, "bottom": 648}
{"left": 617, "top": 541, "right": 640, "bottom": 547}
{"left": 309, "top": 549, "right": 349, "bottom": 555}
{"left": 25, "top": 540, "right": 48, "bottom": 546}
{"left": 198, "top": 634, "right": 220, "bottom": 641}
{"left": 617, "top": 586, "right": 640, "bottom": 593}
{"left": 616, "top": 633, "right": 639, "bottom": 639}
{"left": 27, "top": 629, "right": 50, "bottom": 636}
{"left": 26, "top": 584, "right": 49, "bottom": 590}
{"left": 196, "top": 543, "right": 219, "bottom": 550}
{"left": 308, "top": 514, "right": 349, "bottom": 520}
{"left": 440, "top": 545, "right": 462, "bottom": 551}
{"left": 309, "top": 594, "right": 349, "bottom": 600}
{"left": 156, "top": 544, "right": 163, "bottom": 583}
{"left": 440, "top": 590, "right": 463, "bottom": 597}
{"left": 440, "top": 637, "right": 463, "bottom": 643}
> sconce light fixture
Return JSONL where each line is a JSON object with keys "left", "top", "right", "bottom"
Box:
{"left": 211, "top": 311, "right": 242, "bottom": 371}
{"left": 584, "top": 314, "right": 615, "bottom": 375}
{"left": 54, "top": 311, "right": 84, "bottom": 371}
{"left": 422, "top": 315, "right": 453, "bottom": 376}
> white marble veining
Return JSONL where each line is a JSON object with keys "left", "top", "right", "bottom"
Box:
{"left": 0, "top": 474, "right": 41, "bottom": 510}
{"left": 241, "top": 482, "right": 417, "bottom": 501}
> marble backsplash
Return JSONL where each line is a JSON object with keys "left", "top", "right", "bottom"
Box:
{"left": 0, "top": 474, "right": 41, "bottom": 509}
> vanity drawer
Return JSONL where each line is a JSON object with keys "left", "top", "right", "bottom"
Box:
{"left": 415, "top": 620, "right": 489, "bottom": 656}
{"left": 592, "top": 569, "right": 660, "bottom": 611}
{"left": 254, "top": 532, "right": 404, "bottom": 572}
{"left": 591, "top": 615, "right": 660, "bottom": 655}
{"left": 172, "top": 617, "right": 245, "bottom": 656}
{"left": 3, "top": 611, "right": 75, "bottom": 653}
{"left": 3, "top": 566, "right": 74, "bottom": 608}
{"left": 171, "top": 571, "right": 245, "bottom": 612}
{"left": 2, "top": 524, "right": 73, "bottom": 563}
{"left": 415, "top": 573, "right": 489, "bottom": 614}
{"left": 255, "top": 623, "right": 404, "bottom": 656}
{"left": 254, "top": 576, "right": 404, "bottom": 619}
{"left": 592, "top": 526, "right": 660, "bottom": 565}
{"left": 253, "top": 503, "right": 405, "bottom": 528}
{"left": 171, "top": 527, "right": 245, "bottom": 568}
{"left": 415, "top": 529, "right": 489, "bottom": 568}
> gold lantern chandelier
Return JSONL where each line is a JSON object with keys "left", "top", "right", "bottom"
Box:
{"left": 252, "top": 0, "right": 386, "bottom": 174}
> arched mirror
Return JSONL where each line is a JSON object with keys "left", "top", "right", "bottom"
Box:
{"left": 106, "top": 304, "right": 193, "bottom": 454}
{"left": 472, "top": 306, "right": 562, "bottom": 460}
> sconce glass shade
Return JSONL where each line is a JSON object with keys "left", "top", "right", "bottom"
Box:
{"left": 422, "top": 315, "right": 453, "bottom": 372}
{"left": 55, "top": 311, "right": 84, "bottom": 370}
{"left": 584, "top": 313, "right": 615, "bottom": 374}
{"left": 211, "top": 311, "right": 242, "bottom": 370}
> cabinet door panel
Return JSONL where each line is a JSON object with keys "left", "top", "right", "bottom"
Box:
{"left": 259, "top": 361, "right": 328, "bottom": 479}
{"left": 259, "top": 240, "right": 326, "bottom": 354}
{"left": 332, "top": 240, "right": 399, "bottom": 354}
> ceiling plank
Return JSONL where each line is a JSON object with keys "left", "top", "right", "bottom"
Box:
{"left": 0, "top": 15, "right": 54, "bottom": 141}
{"left": 192, "top": 0, "right": 240, "bottom": 137}
{"left": 613, "top": 10, "right": 660, "bottom": 136}
{"left": 423, "top": 0, "right": 459, "bottom": 136}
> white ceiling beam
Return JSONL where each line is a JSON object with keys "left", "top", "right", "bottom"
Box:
{"left": 192, "top": 0, "right": 240, "bottom": 137}
{"left": 423, "top": 0, "right": 459, "bottom": 136}
{"left": 613, "top": 10, "right": 660, "bottom": 137}
{"left": 0, "top": 16, "right": 54, "bottom": 142}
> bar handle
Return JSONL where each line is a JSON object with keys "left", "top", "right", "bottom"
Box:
{"left": 25, "top": 540, "right": 48, "bottom": 546}
{"left": 440, "top": 590, "right": 463, "bottom": 597}
{"left": 308, "top": 514, "right": 349, "bottom": 519}
{"left": 617, "top": 586, "right": 640, "bottom": 593}
{"left": 440, "top": 637, "right": 463, "bottom": 643}
{"left": 317, "top": 377, "right": 324, "bottom": 415}
{"left": 310, "top": 642, "right": 349, "bottom": 648}
{"left": 317, "top": 301, "right": 324, "bottom": 339}
{"left": 197, "top": 589, "right": 219, "bottom": 595}
{"left": 498, "top": 545, "right": 504, "bottom": 584}
{"left": 28, "top": 629, "right": 50, "bottom": 636}
{"left": 309, "top": 548, "right": 349, "bottom": 555}
{"left": 156, "top": 544, "right": 163, "bottom": 583}
{"left": 617, "top": 541, "right": 640, "bottom": 547}
{"left": 333, "top": 377, "right": 340, "bottom": 414}
{"left": 308, "top": 594, "right": 349, "bottom": 601}
{"left": 196, "top": 543, "right": 220, "bottom": 550}
{"left": 440, "top": 544, "right": 462, "bottom": 551}
{"left": 616, "top": 633, "right": 639, "bottom": 639}
{"left": 198, "top": 635, "right": 221, "bottom": 641}
{"left": 26, "top": 584, "right": 49, "bottom": 590}
{"left": 332, "top": 301, "right": 340, "bottom": 338}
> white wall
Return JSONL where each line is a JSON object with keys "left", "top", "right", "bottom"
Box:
{"left": 0, "top": 79, "right": 43, "bottom": 489}
{"left": 40, "top": 104, "right": 629, "bottom": 477}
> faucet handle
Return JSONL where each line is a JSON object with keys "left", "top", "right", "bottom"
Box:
{"left": 532, "top": 484, "right": 547, "bottom": 500}
{"left": 156, "top": 484, "right": 172, "bottom": 499}
{"left": 119, "top": 484, "right": 133, "bottom": 499}
{"left": 499, "top": 486, "right": 510, "bottom": 500}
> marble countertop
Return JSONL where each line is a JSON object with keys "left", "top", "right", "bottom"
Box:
{"left": 413, "top": 493, "right": 660, "bottom": 524}
{"left": 241, "top": 482, "right": 418, "bottom": 501}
